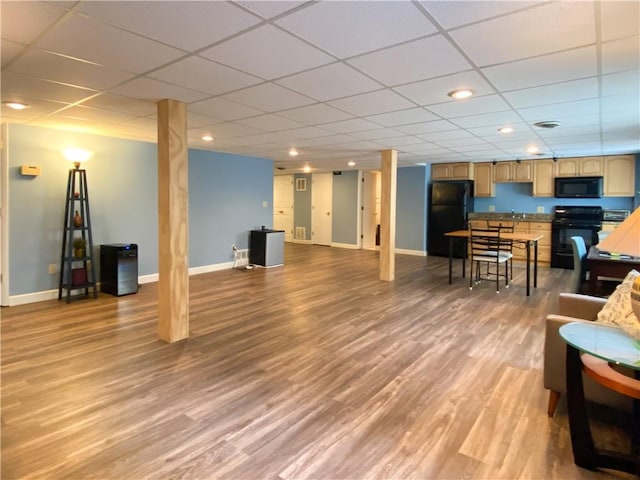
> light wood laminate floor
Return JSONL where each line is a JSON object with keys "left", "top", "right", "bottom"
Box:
{"left": 1, "top": 244, "right": 633, "bottom": 479}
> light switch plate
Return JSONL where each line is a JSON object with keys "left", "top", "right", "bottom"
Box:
{"left": 536, "top": 206, "right": 545, "bottom": 213}
{"left": 488, "top": 205, "right": 495, "bottom": 212}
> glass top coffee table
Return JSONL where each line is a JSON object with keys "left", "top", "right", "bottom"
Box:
{"left": 559, "top": 322, "right": 640, "bottom": 475}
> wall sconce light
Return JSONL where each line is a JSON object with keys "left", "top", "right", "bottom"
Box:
{"left": 63, "top": 148, "right": 93, "bottom": 169}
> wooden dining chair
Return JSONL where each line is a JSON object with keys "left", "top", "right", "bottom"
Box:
{"left": 487, "top": 221, "right": 515, "bottom": 280}
{"left": 468, "top": 226, "right": 513, "bottom": 292}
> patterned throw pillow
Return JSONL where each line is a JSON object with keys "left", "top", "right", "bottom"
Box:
{"left": 596, "top": 269, "right": 640, "bottom": 339}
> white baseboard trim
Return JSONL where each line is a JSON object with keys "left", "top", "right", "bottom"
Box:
{"left": 138, "top": 273, "right": 158, "bottom": 284}
{"left": 331, "top": 242, "right": 359, "bottom": 250}
{"left": 9, "top": 289, "right": 59, "bottom": 306}
{"left": 395, "top": 248, "right": 427, "bottom": 257}
{"left": 292, "top": 239, "right": 312, "bottom": 244}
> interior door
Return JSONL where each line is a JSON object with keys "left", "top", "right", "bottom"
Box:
{"left": 312, "top": 173, "right": 332, "bottom": 246}
{"left": 361, "top": 171, "right": 380, "bottom": 249}
{"left": 273, "top": 174, "right": 294, "bottom": 242}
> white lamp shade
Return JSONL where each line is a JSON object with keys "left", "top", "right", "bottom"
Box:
{"left": 596, "top": 206, "right": 640, "bottom": 257}
{"left": 63, "top": 148, "right": 93, "bottom": 163}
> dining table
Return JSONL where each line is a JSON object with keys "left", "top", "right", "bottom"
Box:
{"left": 586, "top": 246, "right": 640, "bottom": 295}
{"left": 444, "top": 229, "right": 543, "bottom": 296}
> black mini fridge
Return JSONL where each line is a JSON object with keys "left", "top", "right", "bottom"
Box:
{"left": 100, "top": 244, "right": 138, "bottom": 296}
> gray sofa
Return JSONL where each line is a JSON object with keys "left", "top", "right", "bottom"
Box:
{"left": 543, "top": 293, "right": 633, "bottom": 416}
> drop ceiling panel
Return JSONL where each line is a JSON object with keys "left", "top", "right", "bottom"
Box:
{"left": 376, "top": 136, "right": 424, "bottom": 148}
{"left": 600, "top": 1, "right": 640, "bottom": 42}
{"left": 9, "top": 49, "right": 135, "bottom": 91}
{"left": 276, "top": 63, "right": 382, "bottom": 102}
{"left": 601, "top": 70, "right": 640, "bottom": 96}
{"left": 0, "top": 1, "right": 69, "bottom": 44}
{"left": 237, "top": 1, "right": 309, "bottom": 19}
{"left": 0, "top": 98, "right": 69, "bottom": 120}
{"left": 77, "top": 1, "right": 261, "bottom": 52}
{"left": 340, "top": 140, "right": 384, "bottom": 151}
{"left": 502, "top": 77, "right": 599, "bottom": 109}
{"left": 294, "top": 134, "right": 360, "bottom": 148}
{"left": 427, "top": 94, "right": 512, "bottom": 118}
{"left": 319, "top": 118, "right": 383, "bottom": 134}
{"left": 450, "top": 2, "right": 595, "bottom": 67}
{"left": 350, "top": 128, "right": 405, "bottom": 141}
{"left": 236, "top": 114, "right": 306, "bottom": 132}
{"left": 200, "top": 25, "right": 334, "bottom": 80}
{"left": 208, "top": 122, "right": 265, "bottom": 138}
{"left": 418, "top": 129, "right": 476, "bottom": 142}
{"left": 328, "top": 89, "right": 414, "bottom": 117}
{"left": 222, "top": 83, "right": 315, "bottom": 112}
{"left": 189, "top": 97, "right": 265, "bottom": 121}
{"left": 57, "top": 104, "right": 139, "bottom": 124}
{"left": 395, "top": 120, "right": 459, "bottom": 135}
{"left": 187, "top": 113, "right": 224, "bottom": 128}
{"left": 365, "top": 108, "right": 439, "bottom": 127}
{"left": 149, "top": 56, "right": 262, "bottom": 96}
{"left": 275, "top": 1, "right": 437, "bottom": 58}
{"left": 482, "top": 46, "right": 598, "bottom": 91}
{"left": 517, "top": 99, "right": 599, "bottom": 122}
{"left": 393, "top": 70, "right": 495, "bottom": 106}
{"left": 37, "top": 13, "right": 184, "bottom": 74}
{"left": 449, "top": 111, "right": 523, "bottom": 129}
{"left": 276, "top": 126, "right": 335, "bottom": 139}
{"left": 601, "top": 37, "right": 640, "bottom": 74}
{"left": 421, "top": 1, "right": 540, "bottom": 30}
{"left": 276, "top": 104, "right": 354, "bottom": 125}
{"left": 348, "top": 35, "right": 472, "bottom": 87}
{"left": 110, "top": 77, "right": 209, "bottom": 104}
{"left": 81, "top": 94, "right": 157, "bottom": 117}
{"left": 1, "top": 39, "right": 25, "bottom": 67}
{"left": 1, "top": 72, "right": 97, "bottom": 104}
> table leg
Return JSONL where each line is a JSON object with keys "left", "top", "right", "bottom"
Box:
{"left": 566, "top": 345, "right": 597, "bottom": 470}
{"left": 525, "top": 241, "right": 531, "bottom": 296}
{"left": 534, "top": 240, "right": 538, "bottom": 288}
{"left": 448, "top": 237, "right": 453, "bottom": 285}
{"left": 462, "top": 239, "right": 466, "bottom": 279}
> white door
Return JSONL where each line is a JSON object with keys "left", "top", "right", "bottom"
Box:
{"left": 312, "top": 173, "right": 332, "bottom": 246}
{"left": 273, "top": 174, "right": 294, "bottom": 242}
{"left": 361, "top": 171, "right": 381, "bottom": 249}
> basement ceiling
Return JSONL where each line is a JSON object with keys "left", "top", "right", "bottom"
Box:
{"left": 1, "top": 0, "right": 639, "bottom": 173}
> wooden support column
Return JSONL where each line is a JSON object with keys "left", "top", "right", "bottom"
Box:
{"left": 157, "top": 99, "right": 189, "bottom": 343}
{"left": 379, "top": 149, "right": 397, "bottom": 281}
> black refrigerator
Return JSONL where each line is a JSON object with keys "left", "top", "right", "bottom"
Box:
{"left": 427, "top": 181, "right": 474, "bottom": 258}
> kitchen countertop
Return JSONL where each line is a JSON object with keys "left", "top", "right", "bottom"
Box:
{"left": 468, "top": 212, "right": 553, "bottom": 222}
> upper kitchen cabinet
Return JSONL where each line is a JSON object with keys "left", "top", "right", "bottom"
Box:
{"left": 474, "top": 163, "right": 494, "bottom": 197}
{"left": 555, "top": 156, "right": 603, "bottom": 177}
{"left": 431, "top": 162, "right": 474, "bottom": 181}
{"left": 493, "top": 160, "right": 533, "bottom": 183}
{"left": 604, "top": 155, "right": 636, "bottom": 197}
{"left": 532, "top": 159, "right": 555, "bottom": 197}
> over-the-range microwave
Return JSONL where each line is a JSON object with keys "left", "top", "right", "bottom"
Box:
{"left": 554, "top": 176, "right": 603, "bottom": 198}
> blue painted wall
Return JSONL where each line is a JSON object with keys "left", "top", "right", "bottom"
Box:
{"left": 293, "top": 173, "right": 312, "bottom": 240}
{"left": 397, "top": 166, "right": 428, "bottom": 251}
{"left": 7, "top": 124, "right": 272, "bottom": 296}
{"left": 332, "top": 171, "right": 359, "bottom": 245}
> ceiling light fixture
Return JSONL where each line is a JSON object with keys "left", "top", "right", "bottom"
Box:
{"left": 201, "top": 134, "right": 213, "bottom": 142}
{"left": 348, "top": 160, "right": 356, "bottom": 167}
{"left": 3, "top": 101, "right": 29, "bottom": 110}
{"left": 447, "top": 89, "right": 474, "bottom": 100}
{"left": 526, "top": 145, "right": 540, "bottom": 154}
{"left": 534, "top": 120, "right": 561, "bottom": 129}
{"left": 498, "top": 126, "right": 514, "bottom": 134}
{"left": 303, "top": 165, "right": 311, "bottom": 173}
{"left": 289, "top": 148, "right": 299, "bottom": 157}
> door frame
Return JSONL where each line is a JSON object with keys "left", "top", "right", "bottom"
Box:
{"left": 273, "top": 174, "right": 294, "bottom": 242}
{"left": 311, "top": 173, "right": 332, "bottom": 246}
{"left": 1, "top": 124, "right": 9, "bottom": 306}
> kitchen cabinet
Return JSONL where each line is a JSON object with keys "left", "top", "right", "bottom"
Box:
{"left": 431, "top": 162, "right": 474, "bottom": 181}
{"left": 493, "top": 161, "right": 533, "bottom": 183}
{"left": 473, "top": 163, "right": 494, "bottom": 197}
{"left": 533, "top": 159, "right": 555, "bottom": 197}
{"left": 555, "top": 156, "right": 603, "bottom": 177}
{"left": 604, "top": 155, "right": 636, "bottom": 197}
{"left": 511, "top": 221, "right": 551, "bottom": 264}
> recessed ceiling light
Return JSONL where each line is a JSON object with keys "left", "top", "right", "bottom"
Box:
{"left": 3, "top": 101, "right": 29, "bottom": 110}
{"left": 533, "top": 120, "right": 561, "bottom": 129}
{"left": 303, "top": 165, "right": 311, "bottom": 173}
{"left": 526, "top": 145, "right": 540, "bottom": 154}
{"left": 347, "top": 160, "right": 356, "bottom": 167}
{"left": 289, "top": 148, "right": 299, "bottom": 157}
{"left": 498, "top": 126, "right": 514, "bottom": 134}
{"left": 447, "top": 89, "right": 474, "bottom": 100}
{"left": 201, "top": 134, "right": 213, "bottom": 142}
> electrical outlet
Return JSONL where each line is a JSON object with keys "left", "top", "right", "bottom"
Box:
{"left": 48, "top": 264, "right": 57, "bottom": 275}
{"left": 488, "top": 205, "right": 495, "bottom": 212}
{"left": 262, "top": 201, "right": 268, "bottom": 208}
{"left": 536, "top": 206, "right": 545, "bottom": 213}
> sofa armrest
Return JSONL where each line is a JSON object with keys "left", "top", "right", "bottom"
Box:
{"left": 557, "top": 293, "right": 606, "bottom": 320}
{"left": 544, "top": 315, "right": 591, "bottom": 392}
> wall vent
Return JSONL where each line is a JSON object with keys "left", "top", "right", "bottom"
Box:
{"left": 295, "top": 227, "right": 306, "bottom": 240}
